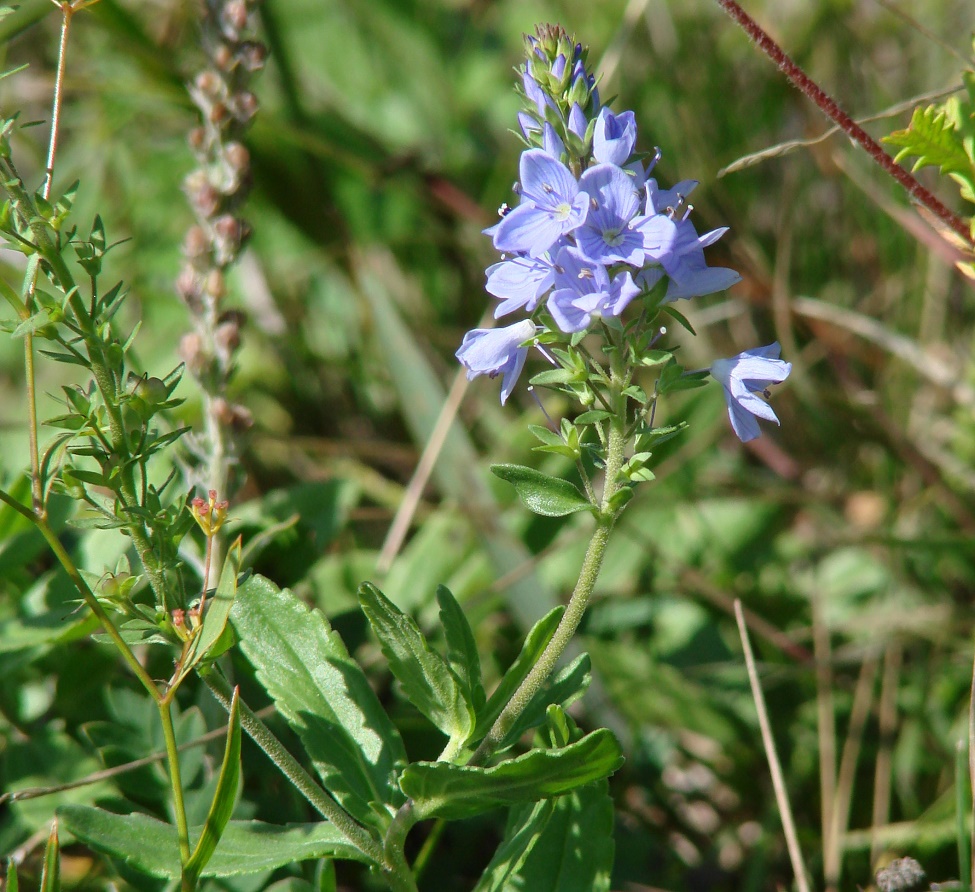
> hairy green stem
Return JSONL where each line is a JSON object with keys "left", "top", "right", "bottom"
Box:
{"left": 470, "top": 390, "right": 628, "bottom": 765}
{"left": 158, "top": 701, "right": 191, "bottom": 868}
{"left": 202, "top": 672, "right": 385, "bottom": 865}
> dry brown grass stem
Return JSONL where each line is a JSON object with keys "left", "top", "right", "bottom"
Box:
{"left": 735, "top": 599, "right": 812, "bottom": 892}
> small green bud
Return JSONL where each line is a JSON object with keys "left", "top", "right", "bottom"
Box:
{"left": 134, "top": 375, "right": 168, "bottom": 405}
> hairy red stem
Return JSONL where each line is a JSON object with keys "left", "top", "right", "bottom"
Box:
{"left": 716, "top": 0, "right": 973, "bottom": 247}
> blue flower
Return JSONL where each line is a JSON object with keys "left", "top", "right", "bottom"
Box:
{"left": 575, "top": 163, "right": 645, "bottom": 265}
{"left": 455, "top": 319, "right": 538, "bottom": 404}
{"left": 485, "top": 253, "right": 556, "bottom": 317}
{"left": 493, "top": 150, "right": 589, "bottom": 257}
{"left": 547, "top": 245, "right": 641, "bottom": 333}
{"left": 710, "top": 343, "right": 792, "bottom": 442}
{"left": 592, "top": 107, "right": 637, "bottom": 166}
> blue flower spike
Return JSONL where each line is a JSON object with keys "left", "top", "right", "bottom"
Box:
{"left": 710, "top": 343, "right": 792, "bottom": 442}
{"left": 458, "top": 22, "right": 784, "bottom": 412}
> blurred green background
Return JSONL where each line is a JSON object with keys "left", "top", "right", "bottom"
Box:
{"left": 2, "top": 1, "right": 975, "bottom": 890}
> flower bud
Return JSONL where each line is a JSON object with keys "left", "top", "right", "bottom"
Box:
{"left": 179, "top": 332, "right": 208, "bottom": 376}
{"left": 233, "top": 91, "right": 259, "bottom": 124}
{"left": 182, "top": 225, "right": 210, "bottom": 260}
{"left": 176, "top": 265, "right": 202, "bottom": 307}
{"left": 188, "top": 126, "right": 207, "bottom": 152}
{"left": 213, "top": 43, "right": 235, "bottom": 72}
{"left": 221, "top": 0, "right": 249, "bottom": 36}
{"left": 224, "top": 141, "right": 250, "bottom": 175}
{"left": 237, "top": 41, "right": 267, "bottom": 72}
{"left": 194, "top": 70, "right": 222, "bottom": 98}
{"left": 205, "top": 269, "right": 226, "bottom": 300}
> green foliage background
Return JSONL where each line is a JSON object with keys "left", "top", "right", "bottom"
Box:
{"left": 2, "top": 0, "right": 975, "bottom": 889}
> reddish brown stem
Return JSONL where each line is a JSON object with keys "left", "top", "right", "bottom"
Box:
{"left": 715, "top": 0, "right": 974, "bottom": 247}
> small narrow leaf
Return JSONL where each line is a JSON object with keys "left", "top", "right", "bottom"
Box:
{"left": 437, "top": 585, "right": 486, "bottom": 713}
{"left": 40, "top": 822, "right": 60, "bottom": 892}
{"left": 177, "top": 537, "right": 241, "bottom": 685}
{"left": 184, "top": 688, "right": 241, "bottom": 883}
{"left": 5, "top": 858, "right": 18, "bottom": 892}
{"left": 358, "top": 582, "right": 474, "bottom": 744}
{"left": 490, "top": 464, "right": 591, "bottom": 517}
{"left": 401, "top": 729, "right": 623, "bottom": 821}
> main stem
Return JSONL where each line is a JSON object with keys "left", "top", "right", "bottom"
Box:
{"left": 470, "top": 384, "right": 628, "bottom": 765}
{"left": 158, "top": 700, "right": 191, "bottom": 867}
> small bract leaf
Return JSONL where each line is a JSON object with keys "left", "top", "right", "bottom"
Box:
{"left": 183, "top": 688, "right": 241, "bottom": 884}
{"left": 490, "top": 464, "right": 591, "bottom": 517}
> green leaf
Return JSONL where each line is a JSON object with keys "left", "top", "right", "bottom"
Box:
{"left": 527, "top": 424, "right": 564, "bottom": 447}
{"left": 40, "top": 822, "right": 60, "bottom": 892}
{"left": 499, "top": 654, "right": 592, "bottom": 750}
{"left": 177, "top": 537, "right": 241, "bottom": 685}
{"left": 184, "top": 688, "right": 241, "bottom": 883}
{"left": 573, "top": 410, "right": 612, "bottom": 424}
{"left": 231, "top": 574, "right": 406, "bottom": 830}
{"left": 57, "top": 808, "right": 368, "bottom": 878}
{"left": 473, "top": 607, "right": 564, "bottom": 744}
{"left": 473, "top": 780, "right": 614, "bottom": 892}
{"left": 437, "top": 584, "right": 486, "bottom": 713}
{"left": 401, "top": 729, "right": 623, "bottom": 820}
{"left": 529, "top": 368, "right": 579, "bottom": 386}
{"left": 885, "top": 104, "right": 974, "bottom": 176}
{"left": 358, "top": 582, "right": 474, "bottom": 746}
{"left": 12, "top": 309, "right": 54, "bottom": 338}
{"left": 490, "top": 464, "right": 592, "bottom": 518}
{"left": 661, "top": 305, "right": 696, "bottom": 335}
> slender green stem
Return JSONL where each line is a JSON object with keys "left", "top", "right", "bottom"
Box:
{"left": 43, "top": 5, "right": 72, "bottom": 202}
{"left": 0, "top": 486, "right": 162, "bottom": 700}
{"left": 412, "top": 818, "right": 446, "bottom": 884}
{"left": 24, "top": 330, "right": 42, "bottom": 515}
{"left": 470, "top": 398, "right": 628, "bottom": 765}
{"left": 202, "top": 672, "right": 385, "bottom": 864}
{"left": 158, "top": 700, "right": 191, "bottom": 867}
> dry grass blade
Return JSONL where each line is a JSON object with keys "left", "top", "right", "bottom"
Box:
{"left": 735, "top": 599, "right": 812, "bottom": 892}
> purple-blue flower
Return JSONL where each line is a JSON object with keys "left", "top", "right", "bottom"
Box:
{"left": 456, "top": 319, "right": 538, "bottom": 404}
{"left": 592, "top": 107, "right": 637, "bottom": 166}
{"left": 485, "top": 253, "right": 556, "bottom": 317}
{"left": 660, "top": 218, "right": 741, "bottom": 299}
{"left": 710, "top": 343, "right": 792, "bottom": 442}
{"left": 547, "top": 245, "right": 641, "bottom": 333}
{"left": 576, "top": 163, "right": 646, "bottom": 265}
{"left": 493, "top": 149, "right": 589, "bottom": 258}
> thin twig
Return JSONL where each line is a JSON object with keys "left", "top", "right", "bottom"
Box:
{"left": 734, "top": 599, "right": 812, "bottom": 892}
{"left": 714, "top": 0, "right": 973, "bottom": 247}
{"left": 813, "top": 594, "right": 837, "bottom": 883}
{"left": 871, "top": 643, "right": 901, "bottom": 865}
{"left": 376, "top": 367, "right": 469, "bottom": 574}
{"left": 0, "top": 705, "right": 276, "bottom": 807}
{"left": 826, "top": 655, "right": 879, "bottom": 890}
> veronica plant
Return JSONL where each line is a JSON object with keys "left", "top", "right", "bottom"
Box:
{"left": 3, "top": 18, "right": 793, "bottom": 892}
